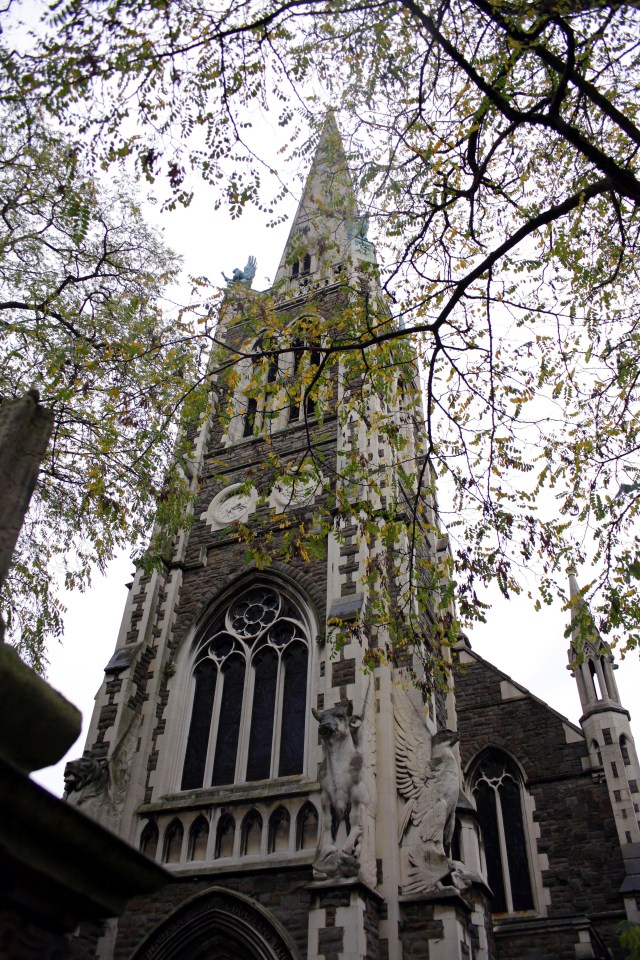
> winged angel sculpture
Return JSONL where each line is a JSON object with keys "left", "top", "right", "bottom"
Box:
{"left": 221, "top": 255, "right": 257, "bottom": 288}
{"left": 394, "top": 689, "right": 474, "bottom": 893}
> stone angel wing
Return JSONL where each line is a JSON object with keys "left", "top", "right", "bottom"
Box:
{"left": 393, "top": 688, "right": 433, "bottom": 841}
{"left": 353, "top": 676, "right": 376, "bottom": 789}
{"left": 243, "top": 255, "right": 257, "bottom": 282}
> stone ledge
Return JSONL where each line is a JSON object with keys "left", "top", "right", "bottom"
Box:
{"left": 165, "top": 854, "right": 315, "bottom": 878}
{"left": 140, "top": 778, "right": 321, "bottom": 812}
{"left": 399, "top": 887, "right": 472, "bottom": 913}
{"left": 0, "top": 759, "right": 168, "bottom": 921}
{"left": 307, "top": 876, "right": 385, "bottom": 905}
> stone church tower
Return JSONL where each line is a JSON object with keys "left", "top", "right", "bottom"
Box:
{"left": 67, "top": 117, "right": 640, "bottom": 960}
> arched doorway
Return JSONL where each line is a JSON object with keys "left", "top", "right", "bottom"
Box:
{"left": 130, "top": 887, "right": 300, "bottom": 960}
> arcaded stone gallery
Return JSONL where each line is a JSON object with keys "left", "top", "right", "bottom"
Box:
{"left": 65, "top": 117, "right": 640, "bottom": 959}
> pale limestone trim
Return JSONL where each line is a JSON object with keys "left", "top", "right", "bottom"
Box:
{"left": 563, "top": 722, "right": 584, "bottom": 744}
{"left": 145, "top": 794, "right": 321, "bottom": 871}
{"left": 500, "top": 680, "right": 526, "bottom": 701}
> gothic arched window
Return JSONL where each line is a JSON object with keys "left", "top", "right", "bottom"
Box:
{"left": 188, "top": 816, "right": 209, "bottom": 860}
{"left": 241, "top": 810, "right": 263, "bottom": 856}
{"left": 140, "top": 820, "right": 159, "bottom": 860}
{"left": 163, "top": 818, "right": 184, "bottom": 864}
{"left": 296, "top": 802, "right": 318, "bottom": 851}
{"left": 268, "top": 807, "right": 290, "bottom": 854}
{"left": 241, "top": 336, "right": 280, "bottom": 438}
{"left": 621, "top": 735, "right": 631, "bottom": 766}
{"left": 289, "top": 339, "right": 321, "bottom": 422}
{"left": 471, "top": 750, "right": 535, "bottom": 915}
{"left": 592, "top": 739, "right": 603, "bottom": 767}
{"left": 215, "top": 814, "right": 235, "bottom": 859}
{"left": 181, "top": 584, "right": 311, "bottom": 790}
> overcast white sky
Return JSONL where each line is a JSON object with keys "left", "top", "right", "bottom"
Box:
{"left": 27, "top": 132, "right": 640, "bottom": 796}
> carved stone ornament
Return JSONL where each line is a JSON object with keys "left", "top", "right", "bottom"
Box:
{"left": 394, "top": 687, "right": 469, "bottom": 894}
{"left": 64, "top": 710, "right": 141, "bottom": 825}
{"left": 201, "top": 483, "right": 258, "bottom": 531}
{"left": 311, "top": 689, "right": 372, "bottom": 881}
{"left": 63, "top": 755, "right": 108, "bottom": 799}
{"left": 269, "top": 467, "right": 322, "bottom": 512}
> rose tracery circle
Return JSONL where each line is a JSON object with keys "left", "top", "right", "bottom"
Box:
{"left": 228, "top": 588, "right": 280, "bottom": 637}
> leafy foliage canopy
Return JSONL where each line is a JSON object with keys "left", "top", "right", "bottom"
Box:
{"left": 3, "top": 0, "right": 640, "bottom": 667}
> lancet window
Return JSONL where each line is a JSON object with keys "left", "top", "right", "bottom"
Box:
{"left": 140, "top": 820, "right": 159, "bottom": 859}
{"left": 241, "top": 337, "right": 281, "bottom": 438}
{"left": 291, "top": 252, "right": 312, "bottom": 278}
{"left": 471, "top": 750, "right": 535, "bottom": 914}
{"left": 163, "top": 818, "right": 184, "bottom": 864}
{"left": 289, "top": 339, "right": 321, "bottom": 422}
{"left": 181, "top": 584, "right": 311, "bottom": 791}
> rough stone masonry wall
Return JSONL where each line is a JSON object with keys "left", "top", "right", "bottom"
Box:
{"left": 399, "top": 894, "right": 484, "bottom": 959}
{"left": 453, "top": 651, "right": 627, "bottom": 958}
{"left": 310, "top": 885, "right": 382, "bottom": 960}
{"left": 86, "top": 569, "right": 166, "bottom": 760}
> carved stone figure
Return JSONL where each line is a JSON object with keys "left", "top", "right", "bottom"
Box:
{"left": 312, "top": 699, "right": 368, "bottom": 880}
{"left": 201, "top": 483, "right": 258, "bottom": 531}
{"left": 64, "top": 754, "right": 109, "bottom": 799}
{"left": 221, "top": 255, "right": 257, "bottom": 288}
{"left": 64, "top": 710, "right": 141, "bottom": 824}
{"left": 395, "top": 689, "right": 466, "bottom": 892}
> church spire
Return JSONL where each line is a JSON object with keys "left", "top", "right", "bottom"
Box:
{"left": 273, "top": 112, "right": 375, "bottom": 287}
{"left": 567, "top": 569, "right": 640, "bottom": 850}
{"left": 566, "top": 567, "right": 621, "bottom": 712}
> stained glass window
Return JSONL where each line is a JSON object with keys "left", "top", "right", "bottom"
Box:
{"left": 246, "top": 648, "right": 278, "bottom": 781}
{"left": 181, "top": 584, "right": 311, "bottom": 789}
{"left": 472, "top": 750, "right": 535, "bottom": 914}
{"left": 212, "top": 654, "right": 245, "bottom": 785}
{"left": 279, "top": 643, "right": 308, "bottom": 776}
{"left": 182, "top": 659, "right": 217, "bottom": 790}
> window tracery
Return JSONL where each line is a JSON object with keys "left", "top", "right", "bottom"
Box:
{"left": 181, "top": 585, "right": 311, "bottom": 791}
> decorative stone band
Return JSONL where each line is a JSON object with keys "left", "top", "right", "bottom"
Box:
{"left": 130, "top": 886, "right": 302, "bottom": 960}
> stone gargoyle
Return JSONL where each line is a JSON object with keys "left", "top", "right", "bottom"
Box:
{"left": 64, "top": 710, "right": 140, "bottom": 824}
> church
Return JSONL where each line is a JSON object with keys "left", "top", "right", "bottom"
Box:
{"left": 65, "top": 116, "right": 640, "bottom": 960}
